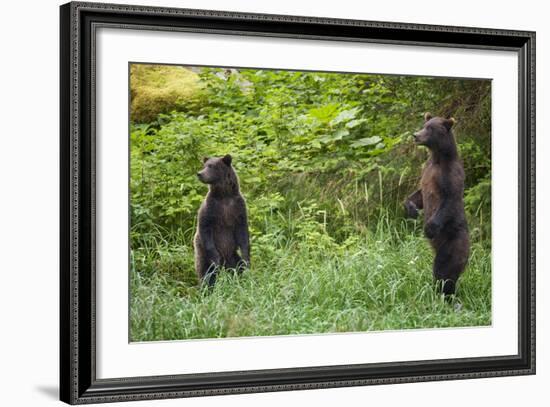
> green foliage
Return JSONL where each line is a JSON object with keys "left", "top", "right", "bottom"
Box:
{"left": 129, "top": 65, "right": 492, "bottom": 340}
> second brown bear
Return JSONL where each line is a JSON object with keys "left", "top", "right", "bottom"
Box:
{"left": 194, "top": 154, "right": 250, "bottom": 287}
{"left": 405, "top": 113, "right": 470, "bottom": 296}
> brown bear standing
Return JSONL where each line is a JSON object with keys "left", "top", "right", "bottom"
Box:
{"left": 194, "top": 154, "right": 250, "bottom": 287}
{"left": 405, "top": 113, "right": 469, "bottom": 296}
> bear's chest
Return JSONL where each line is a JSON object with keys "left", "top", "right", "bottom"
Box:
{"left": 420, "top": 164, "right": 441, "bottom": 219}
{"left": 215, "top": 198, "right": 239, "bottom": 227}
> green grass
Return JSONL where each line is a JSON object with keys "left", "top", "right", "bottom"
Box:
{"left": 130, "top": 216, "right": 491, "bottom": 342}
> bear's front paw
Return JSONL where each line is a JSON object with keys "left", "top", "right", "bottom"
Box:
{"left": 404, "top": 201, "right": 419, "bottom": 219}
{"left": 424, "top": 220, "right": 442, "bottom": 239}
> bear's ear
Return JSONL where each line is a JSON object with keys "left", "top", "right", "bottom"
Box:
{"left": 203, "top": 156, "right": 209, "bottom": 163}
{"left": 424, "top": 112, "right": 433, "bottom": 122}
{"left": 443, "top": 117, "right": 457, "bottom": 130}
{"left": 222, "top": 154, "right": 232, "bottom": 166}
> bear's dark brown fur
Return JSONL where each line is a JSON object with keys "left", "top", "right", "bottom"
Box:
{"left": 405, "top": 113, "right": 470, "bottom": 296}
{"left": 194, "top": 154, "right": 250, "bottom": 286}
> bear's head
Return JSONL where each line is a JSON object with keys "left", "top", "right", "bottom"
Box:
{"left": 413, "top": 113, "right": 457, "bottom": 155}
{"left": 197, "top": 154, "right": 235, "bottom": 185}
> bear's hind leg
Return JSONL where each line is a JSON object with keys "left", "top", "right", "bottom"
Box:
{"left": 203, "top": 266, "right": 218, "bottom": 287}
{"left": 432, "top": 243, "right": 455, "bottom": 296}
{"left": 196, "top": 258, "right": 218, "bottom": 287}
{"left": 435, "top": 278, "right": 456, "bottom": 297}
{"left": 432, "top": 235, "right": 468, "bottom": 297}
{"left": 194, "top": 239, "right": 218, "bottom": 287}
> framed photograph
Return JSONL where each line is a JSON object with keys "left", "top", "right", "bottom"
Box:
{"left": 60, "top": 1, "right": 535, "bottom": 404}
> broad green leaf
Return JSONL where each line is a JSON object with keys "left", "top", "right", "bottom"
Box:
{"left": 333, "top": 129, "right": 350, "bottom": 140}
{"left": 331, "top": 107, "right": 360, "bottom": 125}
{"left": 350, "top": 136, "right": 382, "bottom": 148}
{"left": 308, "top": 104, "right": 339, "bottom": 123}
{"left": 345, "top": 118, "right": 367, "bottom": 129}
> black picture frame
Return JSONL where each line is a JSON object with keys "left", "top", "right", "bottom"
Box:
{"left": 60, "top": 1, "right": 536, "bottom": 404}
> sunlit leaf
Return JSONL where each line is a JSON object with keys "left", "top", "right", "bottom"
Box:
{"left": 350, "top": 136, "right": 382, "bottom": 148}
